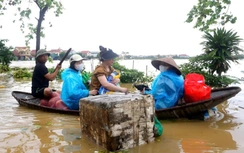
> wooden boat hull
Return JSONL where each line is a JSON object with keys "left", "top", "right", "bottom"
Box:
{"left": 11, "top": 91, "right": 79, "bottom": 115}
{"left": 155, "top": 86, "right": 241, "bottom": 120}
{"left": 12, "top": 86, "right": 241, "bottom": 119}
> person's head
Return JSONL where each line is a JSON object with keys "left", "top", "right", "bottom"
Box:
{"left": 36, "top": 49, "right": 50, "bottom": 63}
{"left": 151, "top": 57, "right": 181, "bottom": 75}
{"left": 98, "top": 45, "right": 118, "bottom": 66}
{"left": 69, "top": 54, "right": 85, "bottom": 71}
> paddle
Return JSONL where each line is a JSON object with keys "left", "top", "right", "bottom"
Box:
{"left": 54, "top": 48, "right": 72, "bottom": 72}
{"left": 58, "top": 48, "right": 72, "bottom": 65}
{"left": 239, "top": 106, "right": 244, "bottom": 109}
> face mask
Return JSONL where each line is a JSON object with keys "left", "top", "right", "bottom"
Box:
{"left": 75, "top": 63, "right": 84, "bottom": 71}
{"left": 159, "top": 65, "right": 168, "bottom": 72}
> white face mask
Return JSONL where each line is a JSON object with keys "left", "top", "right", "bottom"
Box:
{"left": 159, "top": 65, "right": 168, "bottom": 72}
{"left": 75, "top": 63, "right": 84, "bottom": 71}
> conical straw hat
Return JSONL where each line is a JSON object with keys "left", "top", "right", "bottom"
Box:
{"left": 151, "top": 57, "right": 181, "bottom": 75}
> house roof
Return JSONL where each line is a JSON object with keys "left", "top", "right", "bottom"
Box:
{"left": 49, "top": 49, "right": 62, "bottom": 53}
{"left": 14, "top": 46, "right": 29, "bottom": 50}
{"left": 12, "top": 47, "right": 31, "bottom": 56}
{"left": 81, "top": 51, "right": 90, "bottom": 54}
{"left": 179, "top": 54, "right": 189, "bottom": 56}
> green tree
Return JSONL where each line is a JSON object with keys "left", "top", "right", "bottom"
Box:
{"left": 186, "top": 0, "right": 237, "bottom": 32}
{"left": 0, "top": 39, "right": 14, "bottom": 66}
{"left": 0, "top": 0, "right": 7, "bottom": 17}
{"left": 1, "top": 0, "right": 63, "bottom": 52}
{"left": 180, "top": 28, "right": 243, "bottom": 87}
{"left": 200, "top": 28, "right": 243, "bottom": 76}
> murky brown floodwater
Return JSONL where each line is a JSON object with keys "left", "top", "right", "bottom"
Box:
{"left": 1, "top": 60, "right": 244, "bottom": 153}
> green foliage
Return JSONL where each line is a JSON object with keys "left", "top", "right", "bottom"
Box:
{"left": 13, "top": 68, "right": 32, "bottom": 78}
{"left": 0, "top": 64, "right": 11, "bottom": 73}
{"left": 19, "top": 0, "right": 63, "bottom": 46}
{"left": 48, "top": 67, "right": 63, "bottom": 80}
{"left": 0, "top": 0, "right": 7, "bottom": 17}
{"left": 47, "top": 56, "right": 53, "bottom": 63}
{"left": 0, "top": 39, "right": 14, "bottom": 66}
{"left": 180, "top": 28, "right": 243, "bottom": 87}
{"left": 113, "top": 60, "right": 153, "bottom": 83}
{"left": 201, "top": 28, "right": 243, "bottom": 76}
{"left": 82, "top": 70, "right": 91, "bottom": 89}
{"left": 1, "top": 0, "right": 64, "bottom": 51}
{"left": 186, "top": 0, "right": 237, "bottom": 31}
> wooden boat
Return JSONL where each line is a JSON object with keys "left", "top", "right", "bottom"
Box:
{"left": 156, "top": 86, "right": 241, "bottom": 120}
{"left": 11, "top": 86, "right": 241, "bottom": 119}
{"left": 11, "top": 91, "right": 80, "bottom": 115}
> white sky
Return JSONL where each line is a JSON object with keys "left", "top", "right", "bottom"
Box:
{"left": 0, "top": 0, "right": 243, "bottom": 56}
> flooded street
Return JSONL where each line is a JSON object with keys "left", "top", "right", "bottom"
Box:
{"left": 0, "top": 60, "right": 244, "bottom": 152}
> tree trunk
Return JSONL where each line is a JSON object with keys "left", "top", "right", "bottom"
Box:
{"left": 35, "top": 5, "right": 48, "bottom": 55}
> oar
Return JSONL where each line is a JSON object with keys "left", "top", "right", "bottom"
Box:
{"left": 54, "top": 48, "right": 72, "bottom": 72}
{"left": 239, "top": 106, "right": 244, "bottom": 109}
{"left": 58, "top": 48, "right": 72, "bottom": 65}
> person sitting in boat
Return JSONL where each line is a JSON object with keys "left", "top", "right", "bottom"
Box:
{"left": 61, "top": 54, "right": 98, "bottom": 110}
{"left": 31, "top": 49, "right": 62, "bottom": 98}
{"left": 90, "top": 45, "right": 128, "bottom": 94}
{"left": 142, "top": 57, "right": 184, "bottom": 110}
{"left": 98, "top": 69, "right": 121, "bottom": 94}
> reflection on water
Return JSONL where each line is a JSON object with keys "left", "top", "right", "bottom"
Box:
{"left": 1, "top": 60, "right": 244, "bottom": 152}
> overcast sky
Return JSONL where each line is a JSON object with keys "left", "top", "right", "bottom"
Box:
{"left": 0, "top": 0, "right": 243, "bottom": 56}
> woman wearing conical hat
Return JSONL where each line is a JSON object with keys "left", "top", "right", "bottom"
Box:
{"left": 143, "top": 57, "right": 184, "bottom": 110}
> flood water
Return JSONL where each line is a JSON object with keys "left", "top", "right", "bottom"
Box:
{"left": 0, "top": 60, "right": 244, "bottom": 153}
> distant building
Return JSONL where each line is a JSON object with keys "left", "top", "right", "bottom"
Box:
{"left": 90, "top": 51, "right": 99, "bottom": 58}
{"left": 80, "top": 51, "right": 91, "bottom": 58}
{"left": 12, "top": 47, "right": 32, "bottom": 60}
{"left": 178, "top": 54, "right": 189, "bottom": 58}
{"left": 49, "top": 48, "right": 63, "bottom": 56}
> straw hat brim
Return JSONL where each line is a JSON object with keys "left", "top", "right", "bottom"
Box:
{"left": 151, "top": 58, "right": 182, "bottom": 75}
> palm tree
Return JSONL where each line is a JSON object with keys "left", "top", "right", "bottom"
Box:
{"left": 200, "top": 28, "right": 244, "bottom": 76}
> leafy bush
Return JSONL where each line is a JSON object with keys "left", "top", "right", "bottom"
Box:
{"left": 0, "top": 64, "right": 11, "bottom": 73}
{"left": 113, "top": 60, "right": 153, "bottom": 83}
{"left": 13, "top": 68, "right": 32, "bottom": 79}
{"left": 48, "top": 67, "right": 64, "bottom": 80}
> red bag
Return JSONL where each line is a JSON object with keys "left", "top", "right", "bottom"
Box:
{"left": 55, "top": 100, "right": 69, "bottom": 110}
{"left": 184, "top": 73, "right": 211, "bottom": 103}
{"left": 40, "top": 98, "right": 49, "bottom": 106}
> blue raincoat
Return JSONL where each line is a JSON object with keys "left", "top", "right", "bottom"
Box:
{"left": 61, "top": 68, "right": 89, "bottom": 110}
{"left": 145, "top": 69, "right": 184, "bottom": 110}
